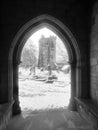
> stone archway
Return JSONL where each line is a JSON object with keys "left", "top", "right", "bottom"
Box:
{"left": 8, "top": 14, "right": 81, "bottom": 114}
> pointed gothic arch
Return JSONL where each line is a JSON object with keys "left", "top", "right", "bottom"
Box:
{"left": 8, "top": 14, "right": 81, "bottom": 114}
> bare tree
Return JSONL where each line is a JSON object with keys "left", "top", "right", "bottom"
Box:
{"left": 20, "top": 44, "right": 37, "bottom": 70}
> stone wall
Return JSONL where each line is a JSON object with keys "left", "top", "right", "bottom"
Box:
{"left": 0, "top": 0, "right": 94, "bottom": 104}
{"left": 0, "top": 103, "right": 13, "bottom": 130}
{"left": 38, "top": 36, "right": 56, "bottom": 69}
{"left": 90, "top": 1, "right": 98, "bottom": 105}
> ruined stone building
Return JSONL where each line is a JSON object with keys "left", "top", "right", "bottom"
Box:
{"left": 38, "top": 35, "right": 56, "bottom": 69}
{"left": 1, "top": 0, "right": 98, "bottom": 129}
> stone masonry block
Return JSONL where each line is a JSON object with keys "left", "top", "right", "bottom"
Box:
{"left": 97, "top": 72, "right": 98, "bottom": 77}
{"left": 91, "top": 90, "right": 96, "bottom": 100}
{"left": 91, "top": 77, "right": 97, "bottom": 83}
{"left": 91, "top": 50, "right": 98, "bottom": 58}
{"left": 91, "top": 66, "right": 96, "bottom": 73}
{"left": 97, "top": 78, "right": 98, "bottom": 84}
{"left": 91, "top": 72, "right": 97, "bottom": 77}
{"left": 96, "top": 65, "right": 98, "bottom": 72}
{"left": 90, "top": 58, "right": 97, "bottom": 66}
{"left": 96, "top": 91, "right": 98, "bottom": 99}
{"left": 92, "top": 43, "right": 98, "bottom": 50}
{"left": 91, "top": 83, "right": 97, "bottom": 90}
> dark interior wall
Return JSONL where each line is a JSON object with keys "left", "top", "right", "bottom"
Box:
{"left": 0, "top": 0, "right": 95, "bottom": 103}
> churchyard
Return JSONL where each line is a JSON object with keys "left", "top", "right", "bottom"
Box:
{"left": 19, "top": 67, "right": 71, "bottom": 112}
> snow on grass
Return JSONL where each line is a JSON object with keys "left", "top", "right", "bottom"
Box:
{"left": 19, "top": 70, "right": 71, "bottom": 112}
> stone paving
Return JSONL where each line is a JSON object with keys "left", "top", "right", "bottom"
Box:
{"left": 5, "top": 109, "right": 94, "bottom": 130}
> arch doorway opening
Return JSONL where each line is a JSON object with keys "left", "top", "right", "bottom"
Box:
{"left": 8, "top": 15, "right": 81, "bottom": 115}
{"left": 18, "top": 27, "right": 71, "bottom": 112}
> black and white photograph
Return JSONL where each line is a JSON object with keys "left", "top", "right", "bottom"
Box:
{"left": 1, "top": 0, "right": 98, "bottom": 130}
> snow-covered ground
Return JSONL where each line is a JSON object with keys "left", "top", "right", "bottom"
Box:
{"left": 19, "top": 68, "right": 71, "bottom": 112}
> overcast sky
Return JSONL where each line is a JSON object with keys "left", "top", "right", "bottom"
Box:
{"left": 23, "top": 27, "right": 69, "bottom": 62}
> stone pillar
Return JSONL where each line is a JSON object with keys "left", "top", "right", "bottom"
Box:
{"left": 68, "top": 61, "right": 77, "bottom": 111}
{"left": 12, "top": 60, "right": 21, "bottom": 115}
